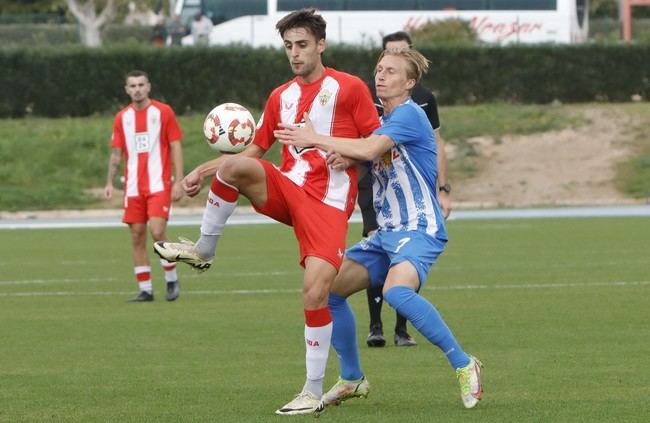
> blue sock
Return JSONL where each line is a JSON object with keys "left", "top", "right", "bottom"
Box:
{"left": 384, "top": 286, "right": 470, "bottom": 369}
{"left": 328, "top": 293, "right": 363, "bottom": 381}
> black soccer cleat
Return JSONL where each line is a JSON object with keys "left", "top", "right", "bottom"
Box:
{"left": 394, "top": 331, "right": 417, "bottom": 347}
{"left": 165, "top": 280, "right": 180, "bottom": 302}
{"left": 366, "top": 323, "right": 386, "bottom": 347}
{"left": 129, "top": 291, "right": 154, "bottom": 302}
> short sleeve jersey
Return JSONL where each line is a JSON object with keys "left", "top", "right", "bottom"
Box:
{"left": 372, "top": 99, "right": 447, "bottom": 240}
{"left": 254, "top": 67, "right": 380, "bottom": 214}
{"left": 112, "top": 100, "right": 182, "bottom": 197}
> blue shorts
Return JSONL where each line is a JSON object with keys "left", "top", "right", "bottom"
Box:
{"left": 345, "top": 230, "right": 446, "bottom": 289}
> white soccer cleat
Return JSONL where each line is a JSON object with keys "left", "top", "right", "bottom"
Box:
{"left": 320, "top": 376, "right": 370, "bottom": 409}
{"left": 153, "top": 237, "right": 213, "bottom": 273}
{"left": 275, "top": 390, "right": 322, "bottom": 416}
{"left": 456, "top": 355, "right": 483, "bottom": 409}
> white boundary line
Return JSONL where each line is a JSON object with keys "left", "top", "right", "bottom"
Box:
{"left": 1, "top": 205, "right": 650, "bottom": 230}
{"left": 1, "top": 280, "right": 647, "bottom": 298}
{"left": 0, "top": 271, "right": 298, "bottom": 286}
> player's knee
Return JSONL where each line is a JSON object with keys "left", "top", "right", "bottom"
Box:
{"left": 131, "top": 234, "right": 147, "bottom": 249}
{"left": 218, "top": 156, "right": 249, "bottom": 185}
{"left": 149, "top": 227, "right": 166, "bottom": 241}
{"left": 383, "top": 285, "right": 416, "bottom": 310}
{"left": 303, "top": 284, "right": 329, "bottom": 308}
{"left": 130, "top": 226, "right": 146, "bottom": 241}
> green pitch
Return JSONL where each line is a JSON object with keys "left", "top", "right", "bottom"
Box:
{"left": 0, "top": 218, "right": 648, "bottom": 422}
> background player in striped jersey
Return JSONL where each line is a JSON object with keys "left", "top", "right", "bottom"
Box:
{"left": 104, "top": 70, "right": 185, "bottom": 302}
{"left": 154, "top": 9, "right": 380, "bottom": 415}
{"left": 275, "top": 48, "right": 483, "bottom": 411}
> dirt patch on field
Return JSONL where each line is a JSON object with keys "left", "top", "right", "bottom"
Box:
{"left": 450, "top": 107, "right": 643, "bottom": 208}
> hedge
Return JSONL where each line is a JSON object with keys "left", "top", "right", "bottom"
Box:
{"left": 1, "top": 44, "right": 649, "bottom": 118}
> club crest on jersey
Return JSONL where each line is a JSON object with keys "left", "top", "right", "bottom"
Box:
{"left": 381, "top": 148, "right": 400, "bottom": 168}
{"left": 318, "top": 90, "right": 332, "bottom": 106}
{"left": 382, "top": 150, "right": 392, "bottom": 167}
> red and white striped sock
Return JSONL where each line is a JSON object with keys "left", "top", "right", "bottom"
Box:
{"left": 159, "top": 259, "right": 178, "bottom": 282}
{"left": 303, "top": 307, "right": 333, "bottom": 397}
{"left": 134, "top": 266, "right": 152, "bottom": 293}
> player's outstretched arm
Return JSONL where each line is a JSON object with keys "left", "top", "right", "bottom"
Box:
{"left": 275, "top": 113, "right": 392, "bottom": 161}
{"left": 182, "top": 143, "right": 266, "bottom": 197}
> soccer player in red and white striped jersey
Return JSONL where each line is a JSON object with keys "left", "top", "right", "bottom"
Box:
{"left": 104, "top": 70, "right": 185, "bottom": 302}
{"left": 153, "top": 9, "right": 380, "bottom": 415}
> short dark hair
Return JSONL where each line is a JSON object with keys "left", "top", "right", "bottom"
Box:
{"left": 382, "top": 31, "right": 413, "bottom": 49}
{"left": 125, "top": 70, "right": 149, "bottom": 82}
{"left": 275, "top": 8, "right": 326, "bottom": 41}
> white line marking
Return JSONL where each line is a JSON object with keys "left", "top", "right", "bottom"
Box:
{"left": 0, "top": 277, "right": 121, "bottom": 286}
{"left": 424, "top": 281, "right": 650, "bottom": 290}
{"left": 2, "top": 206, "right": 650, "bottom": 230}
{"left": 0, "top": 271, "right": 299, "bottom": 286}
{"left": 0, "top": 280, "right": 647, "bottom": 298}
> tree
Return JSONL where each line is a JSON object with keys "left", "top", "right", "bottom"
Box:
{"left": 590, "top": 0, "right": 620, "bottom": 18}
{"left": 65, "top": 0, "right": 116, "bottom": 47}
{"left": 411, "top": 18, "right": 480, "bottom": 47}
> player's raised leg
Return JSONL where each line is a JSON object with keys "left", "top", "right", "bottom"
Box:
{"left": 154, "top": 156, "right": 267, "bottom": 271}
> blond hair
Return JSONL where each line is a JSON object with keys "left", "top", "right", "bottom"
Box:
{"left": 377, "top": 48, "right": 430, "bottom": 84}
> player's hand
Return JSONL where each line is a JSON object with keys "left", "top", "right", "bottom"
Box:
{"left": 326, "top": 151, "right": 352, "bottom": 170}
{"left": 171, "top": 180, "right": 184, "bottom": 201}
{"left": 103, "top": 183, "right": 113, "bottom": 200}
{"left": 182, "top": 169, "right": 203, "bottom": 198}
{"left": 274, "top": 113, "right": 318, "bottom": 148}
{"left": 438, "top": 191, "right": 452, "bottom": 219}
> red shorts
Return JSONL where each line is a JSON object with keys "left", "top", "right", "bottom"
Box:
{"left": 122, "top": 190, "right": 171, "bottom": 224}
{"left": 253, "top": 160, "right": 349, "bottom": 270}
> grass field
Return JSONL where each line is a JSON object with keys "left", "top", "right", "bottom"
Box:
{"left": 0, "top": 218, "right": 648, "bottom": 422}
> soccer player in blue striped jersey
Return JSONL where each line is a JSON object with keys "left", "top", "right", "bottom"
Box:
{"left": 275, "top": 48, "right": 483, "bottom": 411}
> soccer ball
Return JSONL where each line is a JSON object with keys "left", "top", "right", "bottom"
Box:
{"left": 203, "top": 103, "right": 256, "bottom": 153}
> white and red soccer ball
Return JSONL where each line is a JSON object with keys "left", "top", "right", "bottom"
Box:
{"left": 203, "top": 103, "right": 256, "bottom": 153}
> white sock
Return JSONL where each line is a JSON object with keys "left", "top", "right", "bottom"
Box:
{"left": 303, "top": 322, "right": 332, "bottom": 397}
{"left": 197, "top": 176, "right": 238, "bottom": 258}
